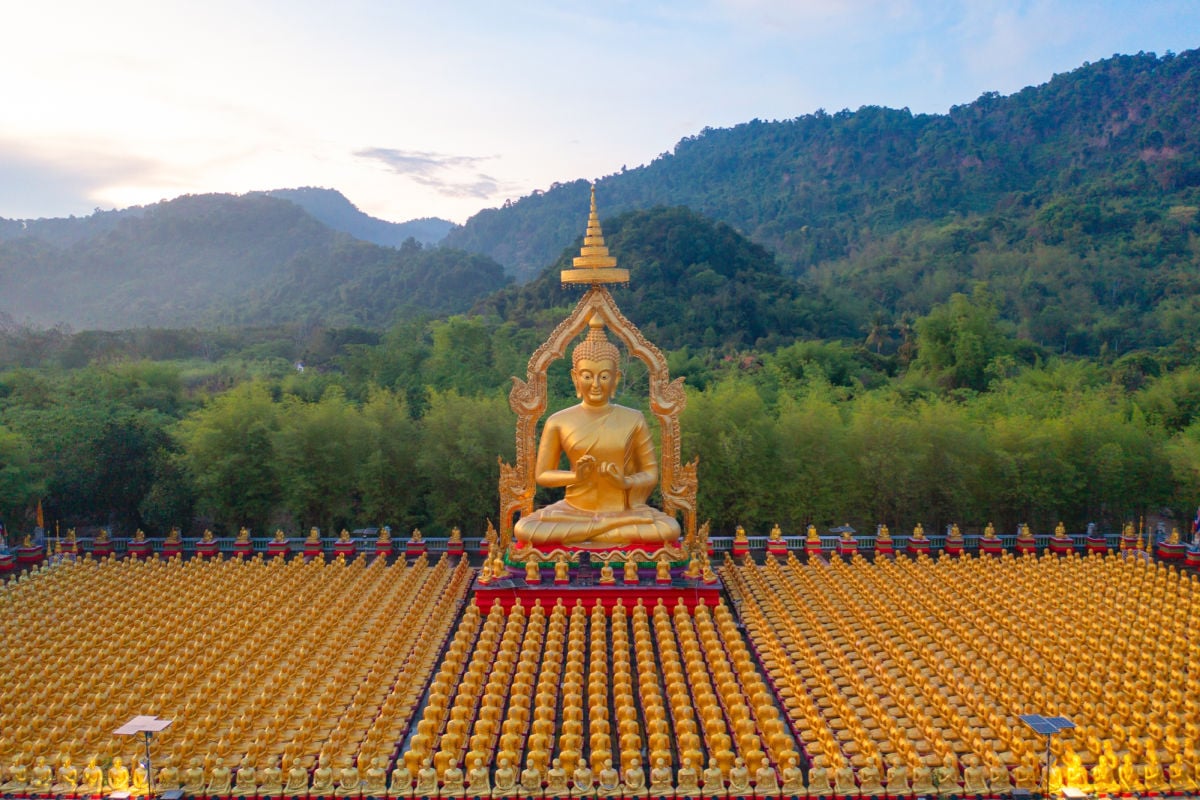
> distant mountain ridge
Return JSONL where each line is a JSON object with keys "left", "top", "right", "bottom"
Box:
{"left": 262, "top": 187, "right": 454, "bottom": 246}
{"left": 0, "top": 193, "right": 505, "bottom": 330}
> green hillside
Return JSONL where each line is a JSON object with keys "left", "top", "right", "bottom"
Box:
{"left": 0, "top": 193, "right": 507, "bottom": 330}
{"left": 447, "top": 50, "right": 1200, "bottom": 355}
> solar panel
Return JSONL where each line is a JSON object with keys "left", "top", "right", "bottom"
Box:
{"left": 1020, "top": 713, "right": 1074, "bottom": 735}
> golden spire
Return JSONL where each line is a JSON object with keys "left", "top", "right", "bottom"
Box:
{"left": 561, "top": 184, "right": 629, "bottom": 285}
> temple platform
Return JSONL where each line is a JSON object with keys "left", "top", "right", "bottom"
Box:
{"left": 472, "top": 570, "right": 722, "bottom": 613}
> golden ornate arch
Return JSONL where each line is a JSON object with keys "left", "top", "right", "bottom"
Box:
{"left": 497, "top": 289, "right": 699, "bottom": 555}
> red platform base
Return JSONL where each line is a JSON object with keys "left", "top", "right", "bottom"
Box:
{"left": 473, "top": 579, "right": 723, "bottom": 614}
{"left": 1015, "top": 537, "right": 1037, "bottom": 555}
{"left": 304, "top": 543, "right": 324, "bottom": 560}
{"left": 906, "top": 541, "right": 931, "bottom": 558}
{"left": 162, "top": 543, "right": 183, "bottom": 559}
{"left": 1049, "top": 536, "right": 1074, "bottom": 555}
{"left": 1187, "top": 548, "right": 1200, "bottom": 569}
{"left": 804, "top": 543, "right": 823, "bottom": 559}
{"left": 1120, "top": 534, "right": 1139, "bottom": 552}
{"left": 766, "top": 542, "right": 788, "bottom": 557}
{"left": 732, "top": 542, "right": 750, "bottom": 559}
{"left": 979, "top": 540, "right": 1004, "bottom": 556}
{"left": 374, "top": 543, "right": 393, "bottom": 558}
{"left": 128, "top": 542, "right": 153, "bottom": 559}
{"left": 333, "top": 543, "right": 356, "bottom": 559}
{"left": 1085, "top": 535, "right": 1109, "bottom": 555}
{"left": 233, "top": 542, "right": 254, "bottom": 559}
{"left": 836, "top": 542, "right": 858, "bottom": 558}
{"left": 405, "top": 543, "right": 426, "bottom": 558}
{"left": 1156, "top": 541, "right": 1187, "bottom": 561}
{"left": 0, "top": 552, "right": 14, "bottom": 572}
{"left": 447, "top": 541, "right": 465, "bottom": 557}
{"left": 196, "top": 542, "right": 220, "bottom": 559}
{"left": 874, "top": 541, "right": 894, "bottom": 557}
{"left": 944, "top": 540, "right": 964, "bottom": 556}
{"left": 92, "top": 542, "right": 114, "bottom": 558}
{"left": 17, "top": 544, "right": 45, "bottom": 565}
{"left": 267, "top": 542, "right": 291, "bottom": 558}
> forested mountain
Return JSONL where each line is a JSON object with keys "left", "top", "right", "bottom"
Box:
{"left": 0, "top": 193, "right": 506, "bottom": 330}
{"left": 447, "top": 50, "right": 1200, "bottom": 355}
{"left": 263, "top": 187, "right": 454, "bottom": 246}
{"left": 474, "top": 205, "right": 859, "bottom": 351}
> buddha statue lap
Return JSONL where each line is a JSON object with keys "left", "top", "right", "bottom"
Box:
{"left": 513, "top": 318, "right": 680, "bottom": 548}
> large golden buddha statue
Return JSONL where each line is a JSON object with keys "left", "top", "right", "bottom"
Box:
{"left": 514, "top": 317, "right": 680, "bottom": 547}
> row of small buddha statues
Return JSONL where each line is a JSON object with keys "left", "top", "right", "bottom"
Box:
{"left": 397, "top": 593, "right": 799, "bottom": 798}
{"left": 0, "top": 553, "right": 470, "bottom": 776}
{"left": 723, "top": 549, "right": 1199, "bottom": 795}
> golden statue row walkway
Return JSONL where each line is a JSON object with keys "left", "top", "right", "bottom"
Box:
{"left": 1, "top": 551, "right": 1198, "bottom": 797}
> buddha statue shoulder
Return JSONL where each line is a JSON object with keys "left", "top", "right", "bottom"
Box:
{"left": 513, "top": 318, "right": 680, "bottom": 548}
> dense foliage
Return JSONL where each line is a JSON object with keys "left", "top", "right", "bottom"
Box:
{"left": 0, "top": 193, "right": 506, "bottom": 330}
{"left": 447, "top": 50, "right": 1200, "bottom": 356}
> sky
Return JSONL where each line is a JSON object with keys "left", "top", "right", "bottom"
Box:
{"left": 1, "top": 1, "right": 1198, "bottom": 224}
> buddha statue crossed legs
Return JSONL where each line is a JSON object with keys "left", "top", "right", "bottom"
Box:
{"left": 514, "top": 318, "right": 680, "bottom": 548}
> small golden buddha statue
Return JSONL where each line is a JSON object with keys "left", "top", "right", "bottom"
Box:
{"left": 885, "top": 755, "right": 911, "bottom": 795}
{"left": 571, "top": 761, "right": 594, "bottom": 797}
{"left": 1170, "top": 527, "right": 1182, "bottom": 544}
{"left": 334, "top": 757, "right": 360, "bottom": 796}
{"left": 656, "top": 553, "right": 671, "bottom": 582}
{"left": 768, "top": 523, "right": 783, "bottom": 541}
{"left": 913, "top": 523, "right": 927, "bottom": 540}
{"left": 525, "top": 553, "right": 542, "bottom": 583}
{"left": 545, "top": 758, "right": 568, "bottom": 797}
{"left": 130, "top": 761, "right": 149, "bottom": 797}
{"left": 52, "top": 755, "right": 79, "bottom": 794}
{"left": 311, "top": 755, "right": 336, "bottom": 795}
{"left": 983, "top": 521, "right": 998, "bottom": 539}
{"left": 258, "top": 757, "right": 283, "bottom": 796}
{"left": 1169, "top": 753, "right": 1197, "bottom": 792}
{"left": 492, "top": 759, "right": 517, "bottom": 797}
{"left": 133, "top": 529, "right": 147, "bottom": 543}
{"left": 232, "top": 755, "right": 258, "bottom": 796}
{"left": 727, "top": 758, "right": 752, "bottom": 795}
{"left": 284, "top": 756, "right": 310, "bottom": 795}
{"left": 441, "top": 759, "right": 465, "bottom": 798}
{"left": 878, "top": 523, "right": 892, "bottom": 542}
{"left": 28, "top": 757, "right": 53, "bottom": 793}
{"left": 513, "top": 317, "right": 681, "bottom": 547}
{"left": 108, "top": 756, "right": 132, "bottom": 794}
{"left": 181, "top": 758, "right": 205, "bottom": 795}
{"left": 410, "top": 528, "right": 423, "bottom": 543}
{"left": 338, "top": 529, "right": 351, "bottom": 543}
{"left": 623, "top": 557, "right": 639, "bottom": 584}
{"left": 1055, "top": 521, "right": 1067, "bottom": 538}
{"left": 306, "top": 526, "right": 320, "bottom": 544}
{"left": 97, "top": 528, "right": 111, "bottom": 543}
{"left": 386, "top": 761, "right": 411, "bottom": 797}
{"left": 236, "top": 527, "right": 250, "bottom": 543}
{"left": 273, "top": 529, "right": 287, "bottom": 543}
{"left": 599, "top": 559, "right": 616, "bottom": 584}
{"left": 201, "top": 529, "right": 215, "bottom": 543}
{"left": 449, "top": 526, "right": 462, "bottom": 543}
{"left": 806, "top": 524, "right": 819, "bottom": 543}
{"left": 206, "top": 757, "right": 232, "bottom": 796}
{"left": 1118, "top": 753, "right": 1143, "bottom": 792}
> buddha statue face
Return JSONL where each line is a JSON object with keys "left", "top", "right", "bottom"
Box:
{"left": 572, "top": 358, "right": 619, "bottom": 408}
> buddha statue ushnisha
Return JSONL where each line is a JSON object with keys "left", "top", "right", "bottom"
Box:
{"left": 513, "top": 316, "right": 681, "bottom": 547}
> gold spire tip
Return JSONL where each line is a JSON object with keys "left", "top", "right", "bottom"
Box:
{"left": 561, "top": 184, "right": 628, "bottom": 285}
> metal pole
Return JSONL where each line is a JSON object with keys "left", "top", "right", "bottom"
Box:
{"left": 145, "top": 731, "right": 154, "bottom": 798}
{"left": 1043, "top": 734, "right": 1051, "bottom": 797}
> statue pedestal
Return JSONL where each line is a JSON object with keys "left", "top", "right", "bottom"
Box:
{"left": 979, "top": 538, "right": 1003, "bottom": 556}
{"left": 17, "top": 543, "right": 45, "bottom": 565}
{"left": 1085, "top": 534, "right": 1108, "bottom": 555}
{"left": 405, "top": 541, "right": 426, "bottom": 558}
{"left": 374, "top": 541, "right": 393, "bottom": 559}
{"left": 905, "top": 540, "right": 931, "bottom": 558}
{"left": 232, "top": 542, "right": 254, "bottom": 559}
{"left": 196, "top": 541, "right": 220, "bottom": 559}
{"left": 303, "top": 541, "right": 324, "bottom": 560}
{"left": 732, "top": 539, "right": 750, "bottom": 559}
{"left": 1119, "top": 533, "right": 1139, "bottom": 552}
{"left": 0, "top": 550, "right": 14, "bottom": 573}
{"left": 944, "top": 537, "right": 964, "bottom": 556}
{"left": 766, "top": 539, "right": 788, "bottom": 557}
{"left": 1187, "top": 546, "right": 1200, "bottom": 569}
{"left": 267, "top": 541, "right": 291, "bottom": 559}
{"left": 1156, "top": 540, "right": 1187, "bottom": 561}
{"left": 162, "top": 541, "right": 183, "bottom": 559}
{"left": 836, "top": 540, "right": 858, "bottom": 559}
{"left": 446, "top": 539, "right": 465, "bottom": 557}
{"left": 1049, "top": 535, "right": 1074, "bottom": 556}
{"left": 333, "top": 541, "right": 356, "bottom": 560}
{"left": 1015, "top": 534, "right": 1037, "bottom": 555}
{"left": 804, "top": 541, "right": 823, "bottom": 560}
{"left": 128, "top": 541, "right": 153, "bottom": 559}
{"left": 92, "top": 541, "right": 114, "bottom": 558}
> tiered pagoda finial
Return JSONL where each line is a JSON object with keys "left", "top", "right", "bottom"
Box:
{"left": 560, "top": 185, "right": 629, "bottom": 285}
